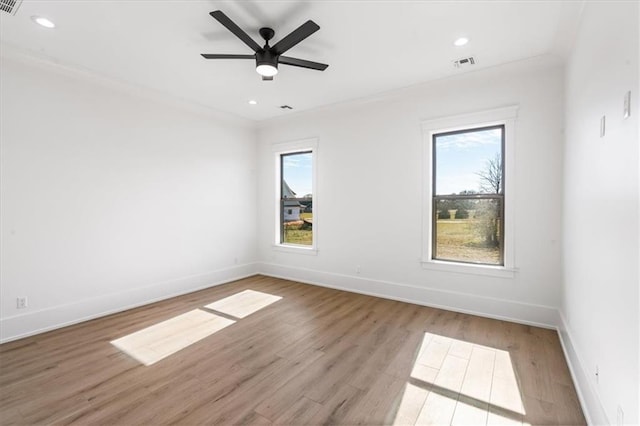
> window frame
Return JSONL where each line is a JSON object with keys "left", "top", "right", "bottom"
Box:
{"left": 421, "top": 106, "right": 518, "bottom": 278}
{"left": 431, "top": 124, "right": 506, "bottom": 266}
{"left": 272, "top": 138, "right": 318, "bottom": 254}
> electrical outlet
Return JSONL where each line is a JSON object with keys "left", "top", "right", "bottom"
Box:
{"left": 600, "top": 116, "right": 606, "bottom": 137}
{"left": 356, "top": 265, "right": 361, "bottom": 274}
{"left": 16, "top": 297, "right": 27, "bottom": 309}
{"left": 617, "top": 406, "right": 624, "bottom": 426}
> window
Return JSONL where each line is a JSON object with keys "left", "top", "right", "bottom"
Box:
{"left": 432, "top": 125, "right": 504, "bottom": 265}
{"left": 273, "top": 139, "right": 317, "bottom": 251}
{"left": 422, "top": 106, "right": 518, "bottom": 276}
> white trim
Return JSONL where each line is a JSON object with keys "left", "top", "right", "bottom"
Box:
{"left": 557, "top": 312, "right": 609, "bottom": 426}
{"left": 421, "top": 106, "right": 520, "bottom": 133}
{"left": 272, "top": 138, "right": 318, "bottom": 252}
{"left": 421, "top": 259, "right": 516, "bottom": 278}
{"left": 0, "top": 263, "right": 259, "bottom": 344}
{"left": 257, "top": 263, "right": 558, "bottom": 328}
{"left": 271, "top": 138, "right": 318, "bottom": 154}
{"left": 421, "top": 105, "right": 519, "bottom": 275}
{"left": 271, "top": 244, "right": 318, "bottom": 255}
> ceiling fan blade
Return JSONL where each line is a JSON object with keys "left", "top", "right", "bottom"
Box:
{"left": 262, "top": 76, "right": 274, "bottom": 81}
{"left": 201, "top": 54, "right": 255, "bottom": 59}
{"left": 279, "top": 56, "right": 328, "bottom": 71}
{"left": 271, "top": 20, "right": 320, "bottom": 55}
{"left": 209, "top": 10, "right": 262, "bottom": 52}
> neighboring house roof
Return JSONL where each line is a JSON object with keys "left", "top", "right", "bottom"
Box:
{"left": 282, "top": 180, "right": 296, "bottom": 199}
{"left": 282, "top": 180, "right": 304, "bottom": 207}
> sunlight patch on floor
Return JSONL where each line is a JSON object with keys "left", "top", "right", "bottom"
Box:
{"left": 111, "top": 309, "right": 235, "bottom": 366}
{"left": 204, "top": 289, "right": 282, "bottom": 319}
{"left": 391, "top": 382, "right": 430, "bottom": 425}
{"left": 111, "top": 290, "right": 283, "bottom": 366}
{"left": 391, "top": 332, "right": 530, "bottom": 425}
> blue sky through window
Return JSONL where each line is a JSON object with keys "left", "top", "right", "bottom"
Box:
{"left": 434, "top": 127, "right": 502, "bottom": 195}
{"left": 282, "top": 152, "right": 312, "bottom": 197}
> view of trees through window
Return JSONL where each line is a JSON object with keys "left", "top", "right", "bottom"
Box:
{"left": 433, "top": 125, "right": 505, "bottom": 265}
{"left": 280, "top": 151, "right": 313, "bottom": 246}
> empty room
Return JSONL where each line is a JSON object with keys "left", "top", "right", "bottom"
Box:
{"left": 0, "top": 1, "right": 638, "bottom": 425}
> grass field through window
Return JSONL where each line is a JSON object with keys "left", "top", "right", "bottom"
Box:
{"left": 435, "top": 219, "right": 501, "bottom": 264}
{"left": 282, "top": 212, "right": 313, "bottom": 245}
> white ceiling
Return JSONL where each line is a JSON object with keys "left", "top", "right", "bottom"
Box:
{"left": 0, "top": 1, "right": 583, "bottom": 121}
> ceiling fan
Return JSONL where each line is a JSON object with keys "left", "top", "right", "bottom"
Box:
{"left": 201, "top": 10, "right": 329, "bottom": 81}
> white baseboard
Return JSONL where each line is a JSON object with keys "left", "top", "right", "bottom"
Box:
{"left": 557, "top": 313, "right": 608, "bottom": 426}
{"left": 257, "top": 262, "right": 559, "bottom": 329}
{"left": 0, "top": 262, "right": 259, "bottom": 344}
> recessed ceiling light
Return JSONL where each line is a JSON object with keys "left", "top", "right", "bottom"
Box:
{"left": 31, "top": 16, "right": 55, "bottom": 29}
{"left": 454, "top": 37, "right": 469, "bottom": 47}
{"left": 248, "top": 100, "right": 257, "bottom": 105}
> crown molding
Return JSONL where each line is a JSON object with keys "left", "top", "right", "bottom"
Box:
{"left": 0, "top": 42, "right": 257, "bottom": 130}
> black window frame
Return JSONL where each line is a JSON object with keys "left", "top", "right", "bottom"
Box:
{"left": 431, "top": 124, "right": 506, "bottom": 266}
{"left": 279, "top": 150, "right": 312, "bottom": 246}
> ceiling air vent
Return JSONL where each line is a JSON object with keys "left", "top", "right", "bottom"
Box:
{"left": 453, "top": 56, "right": 476, "bottom": 68}
{"left": 0, "top": 0, "right": 22, "bottom": 15}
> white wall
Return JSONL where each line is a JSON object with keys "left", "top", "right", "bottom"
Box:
{"left": 561, "top": 2, "right": 639, "bottom": 425}
{"left": 257, "top": 56, "right": 565, "bottom": 327}
{"left": 0, "top": 53, "right": 258, "bottom": 342}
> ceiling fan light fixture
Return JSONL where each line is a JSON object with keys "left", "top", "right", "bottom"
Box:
{"left": 256, "top": 49, "right": 279, "bottom": 77}
{"left": 256, "top": 64, "right": 278, "bottom": 77}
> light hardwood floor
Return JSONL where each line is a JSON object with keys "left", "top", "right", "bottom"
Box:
{"left": 0, "top": 275, "right": 585, "bottom": 425}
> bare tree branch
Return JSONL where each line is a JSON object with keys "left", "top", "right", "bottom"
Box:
{"left": 476, "top": 154, "right": 502, "bottom": 194}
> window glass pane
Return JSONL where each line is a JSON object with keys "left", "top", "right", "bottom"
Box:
{"left": 281, "top": 152, "right": 312, "bottom": 246}
{"left": 434, "top": 198, "right": 502, "bottom": 265}
{"left": 434, "top": 127, "right": 503, "bottom": 195}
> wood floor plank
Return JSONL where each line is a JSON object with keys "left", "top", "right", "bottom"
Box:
{"left": 432, "top": 351, "right": 469, "bottom": 393}
{"left": 460, "top": 345, "right": 496, "bottom": 403}
{"left": 451, "top": 398, "right": 489, "bottom": 426}
{"left": 234, "top": 410, "right": 273, "bottom": 426}
{"left": 348, "top": 327, "right": 409, "bottom": 390}
{"left": 417, "top": 335, "right": 452, "bottom": 369}
{"left": 306, "top": 384, "right": 364, "bottom": 425}
{"left": 0, "top": 275, "right": 586, "bottom": 425}
{"left": 415, "top": 388, "right": 458, "bottom": 425}
{"left": 271, "top": 396, "right": 322, "bottom": 425}
{"left": 390, "top": 381, "right": 431, "bottom": 425}
{"left": 385, "top": 331, "right": 428, "bottom": 379}
{"left": 487, "top": 405, "right": 524, "bottom": 426}
{"left": 1, "top": 407, "right": 25, "bottom": 426}
{"left": 204, "top": 289, "right": 282, "bottom": 319}
{"left": 342, "top": 372, "right": 407, "bottom": 425}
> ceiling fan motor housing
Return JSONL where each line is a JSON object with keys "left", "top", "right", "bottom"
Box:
{"left": 256, "top": 49, "right": 279, "bottom": 70}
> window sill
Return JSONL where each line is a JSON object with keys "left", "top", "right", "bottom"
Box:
{"left": 272, "top": 244, "right": 318, "bottom": 255}
{"left": 421, "top": 259, "right": 516, "bottom": 278}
